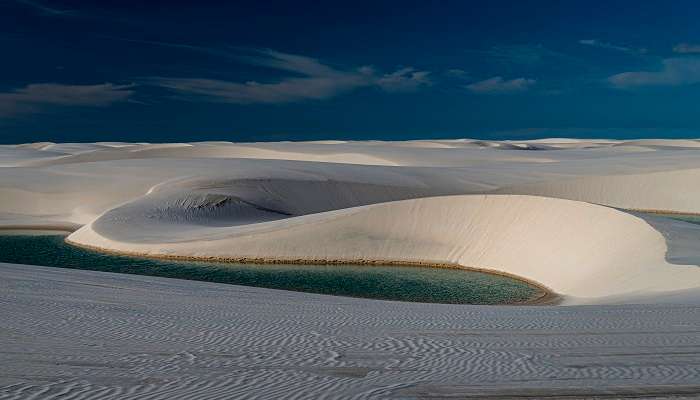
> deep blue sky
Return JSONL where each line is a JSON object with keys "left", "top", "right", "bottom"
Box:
{"left": 2, "top": 0, "right": 700, "bottom": 143}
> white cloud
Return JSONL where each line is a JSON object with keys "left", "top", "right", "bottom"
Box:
{"left": 150, "top": 74, "right": 370, "bottom": 104}
{"left": 147, "top": 49, "right": 431, "bottom": 104}
{"left": 466, "top": 76, "right": 536, "bottom": 94}
{"left": 0, "top": 83, "right": 134, "bottom": 116}
{"left": 238, "top": 49, "right": 339, "bottom": 77}
{"left": 673, "top": 43, "right": 700, "bottom": 54}
{"left": 608, "top": 57, "right": 700, "bottom": 88}
{"left": 579, "top": 39, "right": 646, "bottom": 54}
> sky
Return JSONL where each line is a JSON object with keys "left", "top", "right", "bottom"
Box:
{"left": 2, "top": 0, "right": 700, "bottom": 143}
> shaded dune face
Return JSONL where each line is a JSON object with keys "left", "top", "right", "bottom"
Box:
{"left": 90, "top": 177, "right": 465, "bottom": 243}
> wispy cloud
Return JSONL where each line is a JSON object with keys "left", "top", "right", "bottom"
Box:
{"left": 579, "top": 39, "right": 646, "bottom": 54}
{"left": 146, "top": 49, "right": 432, "bottom": 104}
{"left": 466, "top": 76, "right": 536, "bottom": 94}
{"left": 148, "top": 75, "right": 369, "bottom": 104}
{"left": 673, "top": 43, "right": 700, "bottom": 54}
{"left": 12, "top": 0, "right": 76, "bottom": 16}
{"left": 0, "top": 83, "right": 134, "bottom": 116}
{"left": 608, "top": 58, "right": 700, "bottom": 88}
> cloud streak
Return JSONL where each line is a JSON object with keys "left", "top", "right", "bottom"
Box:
{"left": 147, "top": 49, "right": 432, "bottom": 104}
{"left": 0, "top": 83, "right": 134, "bottom": 116}
{"left": 466, "top": 76, "right": 535, "bottom": 94}
{"left": 608, "top": 58, "right": 700, "bottom": 88}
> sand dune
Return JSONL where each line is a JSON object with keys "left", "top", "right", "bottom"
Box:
{"left": 4, "top": 139, "right": 700, "bottom": 398}
{"left": 2, "top": 139, "right": 700, "bottom": 305}
{"left": 498, "top": 168, "right": 700, "bottom": 213}
{"left": 69, "top": 194, "right": 700, "bottom": 302}
{"left": 616, "top": 139, "right": 700, "bottom": 148}
{"left": 11, "top": 138, "right": 700, "bottom": 170}
{"left": 0, "top": 158, "right": 489, "bottom": 227}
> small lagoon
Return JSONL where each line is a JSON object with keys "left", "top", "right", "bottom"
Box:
{"left": 0, "top": 231, "right": 542, "bottom": 305}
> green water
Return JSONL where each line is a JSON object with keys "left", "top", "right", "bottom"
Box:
{"left": 0, "top": 232, "right": 540, "bottom": 305}
{"left": 660, "top": 214, "right": 700, "bottom": 225}
{"left": 638, "top": 211, "right": 700, "bottom": 226}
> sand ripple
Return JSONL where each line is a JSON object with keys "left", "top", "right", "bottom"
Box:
{"left": 3, "top": 264, "right": 700, "bottom": 399}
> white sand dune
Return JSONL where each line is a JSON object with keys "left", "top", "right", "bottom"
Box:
{"left": 4, "top": 139, "right": 700, "bottom": 398}
{"left": 0, "top": 158, "right": 490, "bottom": 226}
{"left": 18, "top": 142, "right": 403, "bottom": 167}
{"left": 498, "top": 168, "right": 700, "bottom": 213}
{"left": 616, "top": 139, "right": 700, "bottom": 148}
{"left": 68, "top": 194, "right": 700, "bottom": 302}
{"left": 2, "top": 139, "right": 700, "bottom": 305}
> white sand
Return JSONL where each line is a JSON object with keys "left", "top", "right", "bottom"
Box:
{"left": 3, "top": 139, "right": 700, "bottom": 397}
{"left": 0, "top": 139, "right": 700, "bottom": 304}
{"left": 3, "top": 262, "right": 700, "bottom": 399}
{"left": 4, "top": 139, "right": 700, "bottom": 303}
{"left": 68, "top": 194, "right": 700, "bottom": 302}
{"left": 2, "top": 139, "right": 700, "bottom": 304}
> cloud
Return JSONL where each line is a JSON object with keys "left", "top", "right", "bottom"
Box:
{"left": 673, "top": 43, "right": 700, "bottom": 54}
{"left": 237, "top": 49, "right": 339, "bottom": 77}
{"left": 466, "top": 77, "right": 536, "bottom": 94}
{"left": 579, "top": 39, "right": 646, "bottom": 54}
{"left": 147, "top": 49, "right": 431, "bottom": 104}
{"left": 148, "top": 75, "right": 369, "bottom": 104}
{"left": 608, "top": 58, "right": 700, "bottom": 88}
{"left": 0, "top": 83, "right": 134, "bottom": 116}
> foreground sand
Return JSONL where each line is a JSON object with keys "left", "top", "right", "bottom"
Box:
{"left": 3, "top": 263, "right": 700, "bottom": 399}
